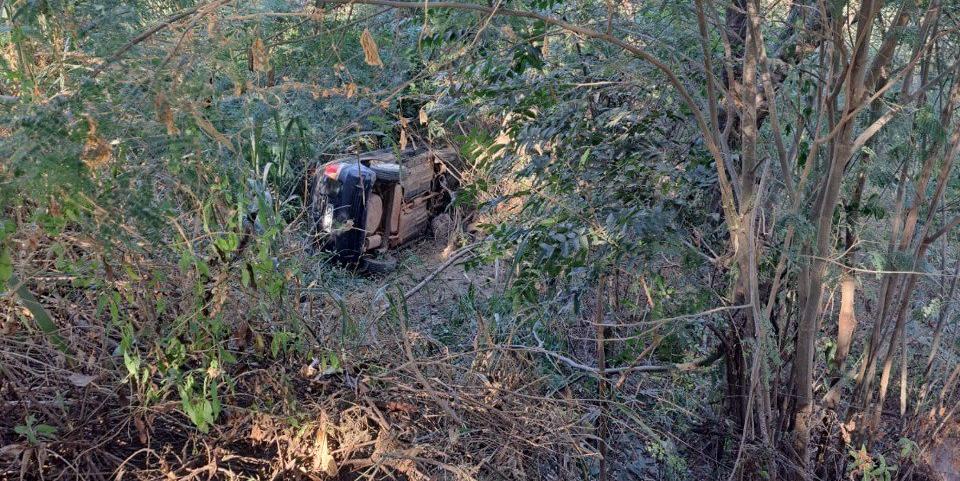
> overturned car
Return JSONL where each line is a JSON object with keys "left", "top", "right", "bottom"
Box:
{"left": 310, "top": 147, "right": 456, "bottom": 271}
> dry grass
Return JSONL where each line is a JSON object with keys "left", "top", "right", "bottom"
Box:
{"left": 0, "top": 222, "right": 598, "bottom": 480}
{"left": 0, "top": 328, "right": 598, "bottom": 480}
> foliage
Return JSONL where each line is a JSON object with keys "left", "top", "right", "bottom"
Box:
{"left": 14, "top": 415, "right": 57, "bottom": 446}
{"left": 5, "top": 0, "right": 960, "bottom": 479}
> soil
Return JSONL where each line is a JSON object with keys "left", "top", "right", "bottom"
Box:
{"left": 931, "top": 438, "right": 960, "bottom": 481}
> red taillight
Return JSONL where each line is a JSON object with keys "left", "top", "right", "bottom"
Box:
{"left": 324, "top": 163, "right": 342, "bottom": 180}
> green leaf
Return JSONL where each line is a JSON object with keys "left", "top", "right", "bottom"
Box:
{"left": 178, "top": 250, "right": 193, "bottom": 273}
{"left": 214, "top": 232, "right": 239, "bottom": 254}
{"left": 271, "top": 335, "right": 279, "bottom": 357}
{"left": 578, "top": 148, "right": 591, "bottom": 169}
{"left": 35, "top": 424, "right": 57, "bottom": 436}
{"left": 8, "top": 274, "right": 69, "bottom": 352}
{"left": 0, "top": 245, "right": 11, "bottom": 292}
{"left": 124, "top": 351, "right": 141, "bottom": 380}
{"left": 241, "top": 264, "right": 251, "bottom": 287}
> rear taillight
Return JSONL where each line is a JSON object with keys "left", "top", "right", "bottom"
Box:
{"left": 324, "top": 163, "right": 343, "bottom": 179}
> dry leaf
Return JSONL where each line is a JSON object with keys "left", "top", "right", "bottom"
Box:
{"left": 305, "top": 5, "right": 325, "bottom": 21}
{"left": 20, "top": 447, "right": 32, "bottom": 480}
{"left": 386, "top": 401, "right": 417, "bottom": 414}
{"left": 35, "top": 446, "right": 48, "bottom": 476}
{"left": 312, "top": 422, "right": 338, "bottom": 476}
{"left": 48, "top": 197, "right": 61, "bottom": 217}
{"left": 250, "top": 421, "right": 268, "bottom": 443}
{"left": 300, "top": 363, "right": 318, "bottom": 378}
{"left": 0, "top": 444, "right": 26, "bottom": 461}
{"left": 206, "top": 15, "right": 219, "bottom": 37}
{"left": 81, "top": 116, "right": 112, "bottom": 171}
{"left": 154, "top": 93, "right": 178, "bottom": 135}
{"left": 541, "top": 35, "right": 550, "bottom": 56}
{"left": 360, "top": 29, "right": 383, "bottom": 67}
{"left": 191, "top": 107, "right": 236, "bottom": 153}
{"left": 418, "top": 107, "right": 428, "bottom": 125}
{"left": 251, "top": 37, "right": 270, "bottom": 72}
{"left": 134, "top": 415, "right": 149, "bottom": 445}
{"left": 67, "top": 372, "right": 95, "bottom": 387}
{"left": 232, "top": 321, "right": 250, "bottom": 350}
{"left": 344, "top": 82, "right": 357, "bottom": 98}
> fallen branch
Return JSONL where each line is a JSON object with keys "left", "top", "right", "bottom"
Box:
{"left": 503, "top": 344, "right": 724, "bottom": 376}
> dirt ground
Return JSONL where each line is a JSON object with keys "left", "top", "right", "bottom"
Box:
{"left": 929, "top": 437, "right": 960, "bottom": 481}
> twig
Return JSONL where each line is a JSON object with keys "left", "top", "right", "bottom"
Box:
{"left": 400, "top": 329, "right": 465, "bottom": 426}
{"left": 403, "top": 241, "right": 480, "bottom": 301}
{"left": 595, "top": 276, "right": 609, "bottom": 481}
{"left": 503, "top": 344, "right": 724, "bottom": 376}
{"left": 90, "top": 0, "right": 230, "bottom": 78}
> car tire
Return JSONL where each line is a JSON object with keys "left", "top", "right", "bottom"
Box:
{"left": 371, "top": 163, "right": 402, "bottom": 182}
{"left": 363, "top": 255, "right": 398, "bottom": 274}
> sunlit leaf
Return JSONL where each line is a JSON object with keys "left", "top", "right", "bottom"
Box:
{"left": 360, "top": 28, "right": 383, "bottom": 67}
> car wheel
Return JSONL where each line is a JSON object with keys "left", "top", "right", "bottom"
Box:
{"left": 363, "top": 255, "right": 398, "bottom": 274}
{"left": 371, "top": 163, "right": 402, "bottom": 182}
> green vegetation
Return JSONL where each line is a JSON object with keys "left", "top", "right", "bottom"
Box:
{"left": 4, "top": 0, "right": 960, "bottom": 480}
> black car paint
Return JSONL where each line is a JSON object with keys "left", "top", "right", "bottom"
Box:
{"left": 321, "top": 162, "right": 376, "bottom": 263}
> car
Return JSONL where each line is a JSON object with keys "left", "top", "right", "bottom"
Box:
{"left": 309, "top": 147, "right": 456, "bottom": 271}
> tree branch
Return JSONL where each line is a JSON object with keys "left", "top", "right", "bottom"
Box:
{"left": 505, "top": 343, "right": 724, "bottom": 376}
{"left": 90, "top": 0, "right": 230, "bottom": 78}
{"left": 924, "top": 214, "right": 960, "bottom": 246}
